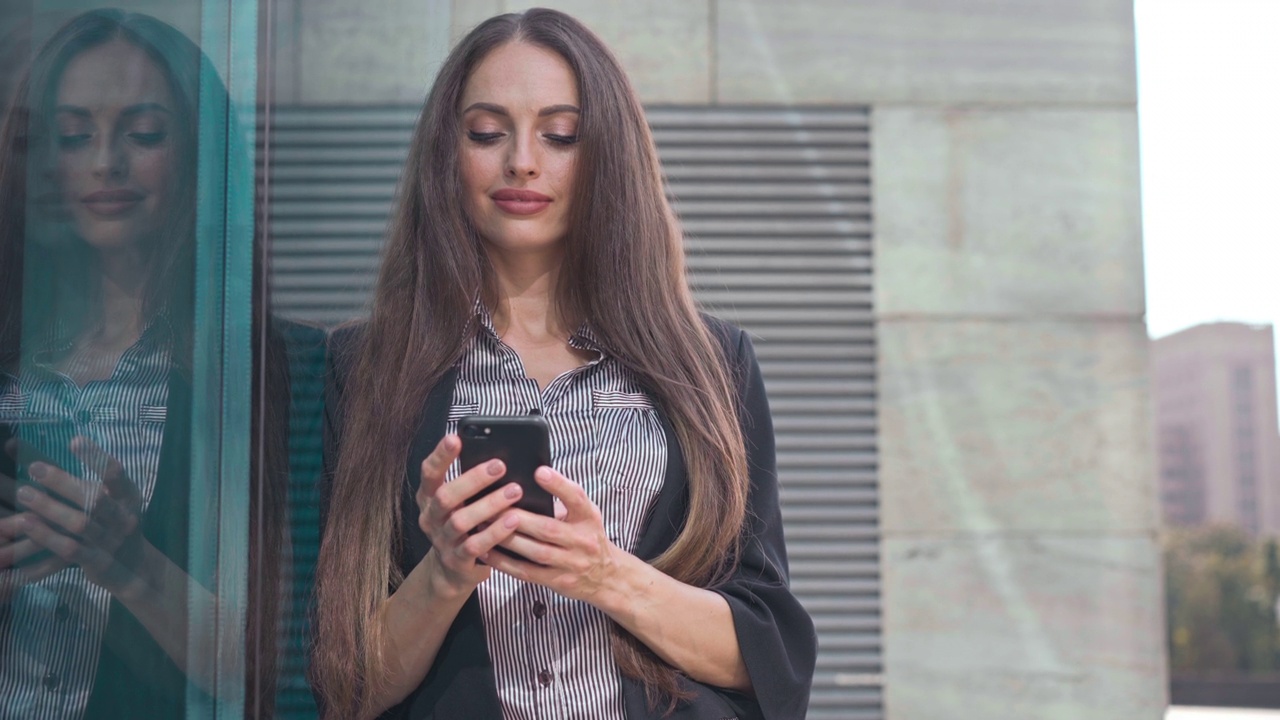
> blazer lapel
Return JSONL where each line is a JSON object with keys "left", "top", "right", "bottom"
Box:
{"left": 631, "top": 406, "right": 687, "bottom": 562}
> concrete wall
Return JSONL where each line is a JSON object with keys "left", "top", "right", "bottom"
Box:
{"left": 277, "top": 2, "right": 1165, "bottom": 718}
{"left": 855, "top": 3, "right": 1165, "bottom": 717}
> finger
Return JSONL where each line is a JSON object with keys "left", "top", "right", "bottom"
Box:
{"left": 458, "top": 509, "right": 522, "bottom": 561}
{"left": 534, "top": 467, "right": 596, "bottom": 520}
{"left": 27, "top": 462, "right": 92, "bottom": 509}
{"left": 435, "top": 481, "right": 523, "bottom": 541}
{"left": 18, "top": 552, "right": 70, "bottom": 584}
{"left": 17, "top": 485, "right": 88, "bottom": 537}
{"left": 554, "top": 497, "right": 567, "bottom": 522}
{"left": 497, "top": 530, "right": 562, "bottom": 568}
{"left": 417, "top": 435, "right": 462, "bottom": 507}
{"left": 433, "top": 459, "right": 506, "bottom": 516}
{"left": 0, "top": 513, "right": 23, "bottom": 541}
{"left": 71, "top": 437, "right": 139, "bottom": 508}
{"left": 19, "top": 515, "right": 82, "bottom": 563}
{"left": 502, "top": 509, "right": 569, "bottom": 548}
{"left": 419, "top": 435, "right": 461, "bottom": 487}
{"left": 484, "top": 540, "right": 550, "bottom": 582}
{"left": 0, "top": 535, "right": 44, "bottom": 568}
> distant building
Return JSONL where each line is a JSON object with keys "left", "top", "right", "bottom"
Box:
{"left": 1152, "top": 323, "right": 1280, "bottom": 535}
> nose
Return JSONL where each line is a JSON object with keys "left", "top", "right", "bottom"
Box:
{"left": 90, "top": 134, "right": 127, "bottom": 180}
{"left": 504, "top": 132, "right": 539, "bottom": 180}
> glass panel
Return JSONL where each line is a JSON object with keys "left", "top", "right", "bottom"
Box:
{"left": 0, "top": 2, "right": 264, "bottom": 717}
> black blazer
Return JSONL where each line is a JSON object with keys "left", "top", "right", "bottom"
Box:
{"left": 323, "top": 317, "right": 817, "bottom": 720}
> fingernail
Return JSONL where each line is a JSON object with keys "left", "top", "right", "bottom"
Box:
{"left": 487, "top": 460, "right": 504, "bottom": 476}
{"left": 28, "top": 463, "right": 46, "bottom": 479}
{"left": 17, "top": 486, "right": 35, "bottom": 503}
{"left": 504, "top": 483, "right": 521, "bottom": 499}
{"left": 504, "top": 514, "right": 519, "bottom": 528}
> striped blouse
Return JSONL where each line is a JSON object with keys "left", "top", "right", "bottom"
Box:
{"left": 444, "top": 308, "right": 667, "bottom": 720}
{"left": 0, "top": 324, "right": 171, "bottom": 720}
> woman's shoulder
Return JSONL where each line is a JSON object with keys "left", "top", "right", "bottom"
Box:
{"left": 324, "top": 320, "right": 368, "bottom": 378}
{"left": 327, "top": 319, "right": 367, "bottom": 356}
{"left": 698, "top": 312, "right": 747, "bottom": 357}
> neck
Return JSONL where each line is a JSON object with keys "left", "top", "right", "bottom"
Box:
{"left": 92, "top": 249, "right": 148, "bottom": 345}
{"left": 486, "top": 245, "right": 571, "bottom": 343}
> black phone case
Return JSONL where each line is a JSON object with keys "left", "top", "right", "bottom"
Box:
{"left": 458, "top": 415, "right": 555, "bottom": 517}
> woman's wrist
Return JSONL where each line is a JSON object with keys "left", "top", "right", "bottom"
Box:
{"left": 416, "top": 547, "right": 476, "bottom": 607}
{"left": 105, "top": 540, "right": 165, "bottom": 604}
{"left": 587, "top": 545, "right": 650, "bottom": 621}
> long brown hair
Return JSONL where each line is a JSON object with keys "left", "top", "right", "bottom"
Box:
{"left": 313, "top": 8, "right": 750, "bottom": 716}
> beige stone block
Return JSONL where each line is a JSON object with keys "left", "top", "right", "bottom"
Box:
{"left": 298, "top": 0, "right": 446, "bottom": 104}
{"left": 874, "top": 106, "right": 1144, "bottom": 317}
{"left": 716, "top": 0, "right": 1136, "bottom": 104}
{"left": 879, "top": 319, "right": 1158, "bottom": 534}
{"left": 498, "top": 0, "right": 712, "bottom": 103}
{"left": 882, "top": 535, "right": 1167, "bottom": 720}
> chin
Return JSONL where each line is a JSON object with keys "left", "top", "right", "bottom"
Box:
{"left": 73, "top": 225, "right": 147, "bottom": 253}
{"left": 480, "top": 223, "right": 567, "bottom": 253}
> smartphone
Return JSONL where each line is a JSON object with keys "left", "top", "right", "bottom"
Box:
{"left": 458, "top": 414, "right": 555, "bottom": 518}
{"left": 1, "top": 416, "right": 68, "bottom": 567}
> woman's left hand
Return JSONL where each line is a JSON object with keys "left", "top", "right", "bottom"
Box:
{"left": 485, "top": 467, "right": 621, "bottom": 605}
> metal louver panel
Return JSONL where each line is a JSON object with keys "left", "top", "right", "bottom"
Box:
{"left": 266, "top": 105, "right": 881, "bottom": 719}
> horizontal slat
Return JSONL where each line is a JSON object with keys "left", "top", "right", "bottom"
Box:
{"left": 665, "top": 164, "right": 870, "bottom": 182}
{"left": 644, "top": 106, "right": 870, "bottom": 127}
{"left": 659, "top": 145, "right": 870, "bottom": 164}
{"left": 672, "top": 199, "right": 872, "bottom": 216}
{"left": 682, "top": 217, "right": 871, "bottom": 235}
{"left": 650, "top": 127, "right": 868, "bottom": 146}
{"left": 666, "top": 182, "right": 869, "bottom": 199}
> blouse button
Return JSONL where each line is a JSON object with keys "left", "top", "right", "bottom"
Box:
{"left": 76, "top": 409, "right": 92, "bottom": 425}
{"left": 532, "top": 600, "right": 547, "bottom": 619}
{"left": 537, "top": 669, "right": 553, "bottom": 687}
{"left": 43, "top": 672, "right": 60, "bottom": 690}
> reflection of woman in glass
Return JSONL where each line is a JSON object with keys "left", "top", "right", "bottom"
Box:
{"left": 0, "top": 9, "right": 284, "bottom": 718}
{"left": 313, "top": 9, "right": 815, "bottom": 720}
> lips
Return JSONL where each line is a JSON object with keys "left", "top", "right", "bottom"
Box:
{"left": 81, "top": 189, "right": 143, "bottom": 216}
{"left": 491, "top": 188, "right": 552, "bottom": 216}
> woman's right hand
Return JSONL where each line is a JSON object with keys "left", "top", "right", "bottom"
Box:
{"left": 414, "top": 434, "right": 523, "bottom": 595}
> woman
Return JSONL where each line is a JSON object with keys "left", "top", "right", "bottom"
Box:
{"left": 0, "top": 9, "right": 287, "bottom": 717}
{"left": 313, "top": 8, "right": 815, "bottom": 720}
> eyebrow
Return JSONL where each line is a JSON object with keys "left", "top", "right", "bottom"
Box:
{"left": 54, "top": 102, "right": 173, "bottom": 118}
{"left": 462, "top": 102, "right": 580, "bottom": 117}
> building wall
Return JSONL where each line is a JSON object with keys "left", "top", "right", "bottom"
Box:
{"left": 273, "top": 2, "right": 1164, "bottom": 718}
{"left": 1152, "top": 323, "right": 1280, "bottom": 536}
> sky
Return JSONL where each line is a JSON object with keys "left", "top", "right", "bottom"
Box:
{"left": 1136, "top": 0, "right": 1280, "bottom": 344}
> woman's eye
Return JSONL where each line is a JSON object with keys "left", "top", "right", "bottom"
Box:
{"left": 467, "top": 130, "right": 503, "bottom": 144}
{"left": 128, "top": 131, "right": 167, "bottom": 146}
{"left": 545, "top": 134, "right": 578, "bottom": 145}
{"left": 57, "top": 134, "right": 91, "bottom": 149}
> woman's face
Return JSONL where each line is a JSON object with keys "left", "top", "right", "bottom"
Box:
{"left": 458, "top": 41, "right": 581, "bottom": 256}
{"left": 51, "top": 39, "right": 179, "bottom": 254}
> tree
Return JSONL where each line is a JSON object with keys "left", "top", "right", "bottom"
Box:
{"left": 1164, "top": 525, "right": 1280, "bottom": 674}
